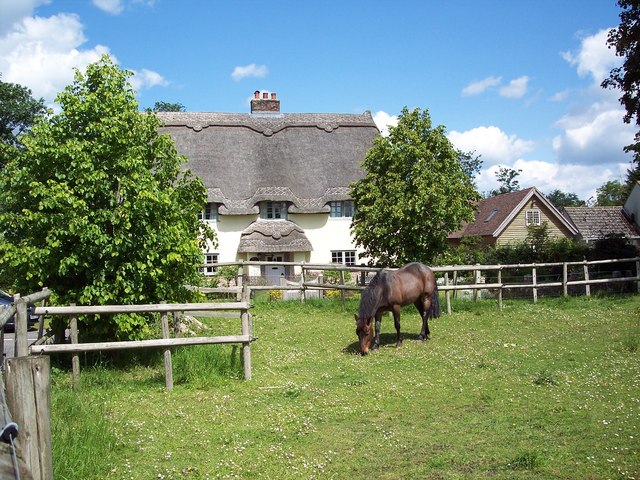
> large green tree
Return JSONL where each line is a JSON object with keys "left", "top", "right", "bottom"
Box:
{"left": 0, "top": 76, "right": 46, "bottom": 168}
{"left": 350, "top": 107, "right": 479, "bottom": 266}
{"left": 0, "top": 56, "right": 214, "bottom": 340}
{"left": 603, "top": 0, "right": 640, "bottom": 193}
{"left": 596, "top": 179, "right": 627, "bottom": 205}
{"left": 490, "top": 166, "right": 522, "bottom": 196}
{"left": 546, "top": 189, "right": 586, "bottom": 208}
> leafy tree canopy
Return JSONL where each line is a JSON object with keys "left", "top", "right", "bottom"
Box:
{"left": 603, "top": 0, "right": 640, "bottom": 194}
{"left": 350, "top": 107, "right": 480, "bottom": 266}
{"left": 490, "top": 166, "right": 522, "bottom": 196}
{"left": 603, "top": 0, "right": 640, "bottom": 127}
{"left": 546, "top": 189, "right": 586, "bottom": 208}
{"left": 151, "top": 101, "right": 186, "bottom": 112}
{"left": 596, "top": 179, "right": 627, "bottom": 205}
{"left": 0, "top": 76, "right": 46, "bottom": 168}
{"left": 0, "top": 55, "right": 215, "bottom": 340}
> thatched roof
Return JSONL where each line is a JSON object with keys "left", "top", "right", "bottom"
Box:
{"left": 157, "top": 111, "right": 379, "bottom": 215}
{"left": 237, "top": 220, "right": 313, "bottom": 253}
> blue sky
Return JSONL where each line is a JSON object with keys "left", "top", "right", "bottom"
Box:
{"left": 0, "top": 0, "right": 634, "bottom": 201}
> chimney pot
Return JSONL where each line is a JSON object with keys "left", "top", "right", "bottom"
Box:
{"left": 250, "top": 90, "right": 281, "bottom": 114}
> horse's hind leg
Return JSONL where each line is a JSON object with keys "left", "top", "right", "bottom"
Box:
{"left": 417, "top": 298, "right": 431, "bottom": 341}
{"left": 393, "top": 305, "right": 402, "bottom": 347}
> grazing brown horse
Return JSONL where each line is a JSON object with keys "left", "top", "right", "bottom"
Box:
{"left": 355, "top": 262, "right": 440, "bottom": 355}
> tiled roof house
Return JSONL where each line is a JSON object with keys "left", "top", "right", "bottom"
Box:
{"left": 448, "top": 187, "right": 578, "bottom": 246}
{"left": 562, "top": 206, "right": 640, "bottom": 247}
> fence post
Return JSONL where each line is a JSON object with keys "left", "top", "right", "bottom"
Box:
{"left": 473, "top": 265, "right": 479, "bottom": 302}
{"left": 6, "top": 355, "right": 53, "bottom": 480}
{"left": 498, "top": 266, "right": 503, "bottom": 310}
{"left": 160, "top": 302, "right": 173, "bottom": 391}
{"left": 339, "top": 270, "right": 346, "bottom": 307}
{"left": 583, "top": 259, "right": 591, "bottom": 297}
{"left": 563, "top": 262, "right": 568, "bottom": 297}
{"left": 452, "top": 270, "right": 458, "bottom": 299}
{"left": 70, "top": 305, "right": 80, "bottom": 388}
{"left": 300, "top": 262, "right": 306, "bottom": 303}
{"left": 444, "top": 272, "right": 451, "bottom": 315}
{"left": 532, "top": 265, "right": 538, "bottom": 303}
{"left": 236, "top": 260, "right": 244, "bottom": 302}
{"left": 636, "top": 258, "right": 640, "bottom": 294}
{"left": 241, "top": 307, "right": 252, "bottom": 381}
{"left": 14, "top": 294, "right": 28, "bottom": 358}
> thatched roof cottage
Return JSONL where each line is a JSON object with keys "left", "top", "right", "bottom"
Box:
{"left": 157, "top": 91, "right": 379, "bottom": 281}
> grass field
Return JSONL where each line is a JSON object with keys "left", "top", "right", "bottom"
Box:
{"left": 50, "top": 295, "right": 640, "bottom": 479}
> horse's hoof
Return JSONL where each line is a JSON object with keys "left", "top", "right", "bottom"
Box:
{"left": 396, "top": 342, "right": 402, "bottom": 348}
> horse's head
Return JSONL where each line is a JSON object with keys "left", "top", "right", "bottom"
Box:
{"left": 354, "top": 314, "right": 374, "bottom": 355}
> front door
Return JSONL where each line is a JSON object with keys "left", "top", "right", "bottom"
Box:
{"left": 265, "top": 255, "right": 285, "bottom": 285}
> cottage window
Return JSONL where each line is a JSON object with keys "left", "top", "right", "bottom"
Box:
{"left": 202, "top": 253, "right": 219, "bottom": 276}
{"left": 198, "top": 203, "right": 218, "bottom": 221}
{"left": 330, "top": 200, "right": 355, "bottom": 218}
{"left": 525, "top": 209, "right": 541, "bottom": 226}
{"left": 260, "top": 202, "right": 287, "bottom": 220}
{"left": 332, "top": 250, "right": 356, "bottom": 266}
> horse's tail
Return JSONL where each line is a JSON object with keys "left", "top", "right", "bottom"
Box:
{"left": 428, "top": 284, "right": 441, "bottom": 319}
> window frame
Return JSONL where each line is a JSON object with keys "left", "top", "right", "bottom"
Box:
{"left": 260, "top": 201, "right": 288, "bottom": 220}
{"left": 203, "top": 253, "right": 219, "bottom": 276}
{"left": 525, "top": 209, "right": 541, "bottom": 226}
{"left": 198, "top": 203, "right": 218, "bottom": 222}
{"left": 329, "top": 200, "right": 355, "bottom": 218}
{"left": 331, "top": 250, "right": 356, "bottom": 266}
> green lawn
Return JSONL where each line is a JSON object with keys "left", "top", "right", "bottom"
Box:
{"left": 51, "top": 295, "right": 640, "bottom": 479}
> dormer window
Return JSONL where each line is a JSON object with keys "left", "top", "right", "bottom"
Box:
{"left": 330, "top": 200, "right": 354, "bottom": 218}
{"left": 260, "top": 201, "right": 288, "bottom": 220}
{"left": 198, "top": 202, "right": 218, "bottom": 221}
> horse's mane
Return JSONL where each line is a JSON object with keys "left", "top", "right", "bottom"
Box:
{"left": 358, "top": 269, "right": 388, "bottom": 320}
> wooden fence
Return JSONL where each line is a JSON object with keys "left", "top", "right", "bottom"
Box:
{"left": 212, "top": 257, "right": 640, "bottom": 311}
{"left": 1, "top": 286, "right": 253, "bottom": 480}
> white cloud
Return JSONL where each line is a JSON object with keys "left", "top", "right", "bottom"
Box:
{"left": 552, "top": 29, "right": 635, "bottom": 167}
{"left": 550, "top": 89, "right": 570, "bottom": 102}
{"left": 0, "top": 13, "right": 111, "bottom": 102}
{"left": 0, "top": 7, "right": 167, "bottom": 104}
{"left": 129, "top": 68, "right": 168, "bottom": 90}
{"left": 0, "top": 0, "right": 50, "bottom": 36}
{"left": 562, "top": 28, "right": 620, "bottom": 84}
{"left": 448, "top": 126, "right": 535, "bottom": 166}
{"left": 552, "top": 105, "right": 635, "bottom": 165}
{"left": 499, "top": 76, "right": 529, "bottom": 99}
{"left": 92, "top": 0, "right": 124, "bottom": 15}
{"left": 461, "top": 76, "right": 501, "bottom": 96}
{"left": 372, "top": 110, "right": 398, "bottom": 136}
{"left": 475, "top": 159, "right": 625, "bottom": 202}
{"left": 231, "top": 63, "right": 268, "bottom": 81}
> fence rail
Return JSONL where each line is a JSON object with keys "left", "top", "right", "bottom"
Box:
{"left": 210, "top": 257, "right": 640, "bottom": 310}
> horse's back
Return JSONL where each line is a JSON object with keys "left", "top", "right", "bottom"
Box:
{"left": 393, "top": 262, "right": 436, "bottom": 304}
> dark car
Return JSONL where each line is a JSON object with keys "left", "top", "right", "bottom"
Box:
{"left": 1, "top": 290, "right": 38, "bottom": 333}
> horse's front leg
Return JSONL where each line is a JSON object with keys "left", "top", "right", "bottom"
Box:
{"left": 371, "top": 311, "right": 383, "bottom": 351}
{"left": 393, "top": 305, "right": 402, "bottom": 348}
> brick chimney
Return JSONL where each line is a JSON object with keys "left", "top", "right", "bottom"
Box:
{"left": 251, "top": 90, "right": 280, "bottom": 114}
